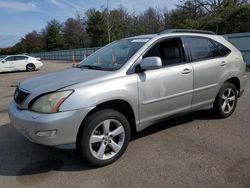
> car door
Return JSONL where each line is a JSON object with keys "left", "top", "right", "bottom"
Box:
{"left": 183, "top": 36, "right": 231, "bottom": 109}
{"left": 137, "top": 37, "right": 193, "bottom": 127}
{"left": 13, "top": 56, "right": 28, "bottom": 70}
{"left": 0, "top": 56, "right": 15, "bottom": 72}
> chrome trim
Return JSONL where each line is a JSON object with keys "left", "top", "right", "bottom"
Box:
{"left": 142, "top": 90, "right": 193, "bottom": 105}
{"left": 193, "top": 84, "right": 218, "bottom": 92}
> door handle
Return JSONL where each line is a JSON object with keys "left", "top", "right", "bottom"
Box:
{"left": 181, "top": 68, "right": 192, "bottom": 74}
{"left": 220, "top": 61, "right": 227, "bottom": 66}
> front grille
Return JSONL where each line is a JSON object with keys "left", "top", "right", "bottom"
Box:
{"left": 14, "top": 87, "right": 29, "bottom": 105}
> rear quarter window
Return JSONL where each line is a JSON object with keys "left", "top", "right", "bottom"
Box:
{"left": 211, "top": 40, "right": 231, "bottom": 56}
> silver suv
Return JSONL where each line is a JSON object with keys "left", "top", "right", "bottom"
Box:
{"left": 9, "top": 30, "right": 247, "bottom": 166}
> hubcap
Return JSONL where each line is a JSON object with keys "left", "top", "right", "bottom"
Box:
{"left": 89, "top": 119, "right": 125, "bottom": 160}
{"left": 221, "top": 88, "right": 236, "bottom": 114}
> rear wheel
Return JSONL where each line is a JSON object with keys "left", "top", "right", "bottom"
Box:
{"left": 26, "top": 63, "right": 35, "bottom": 71}
{"left": 212, "top": 82, "right": 238, "bottom": 118}
{"left": 78, "top": 109, "right": 131, "bottom": 167}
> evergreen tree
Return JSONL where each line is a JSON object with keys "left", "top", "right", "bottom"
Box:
{"left": 44, "top": 20, "right": 64, "bottom": 50}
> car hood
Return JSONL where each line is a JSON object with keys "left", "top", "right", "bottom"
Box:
{"left": 20, "top": 68, "right": 113, "bottom": 93}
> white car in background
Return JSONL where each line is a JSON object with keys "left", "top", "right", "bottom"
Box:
{"left": 0, "top": 55, "right": 43, "bottom": 72}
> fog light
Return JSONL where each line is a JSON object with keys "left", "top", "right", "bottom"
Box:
{"left": 36, "top": 130, "right": 57, "bottom": 137}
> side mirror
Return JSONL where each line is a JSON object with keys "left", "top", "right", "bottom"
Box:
{"left": 140, "top": 57, "right": 162, "bottom": 71}
{"left": 1, "top": 60, "right": 6, "bottom": 63}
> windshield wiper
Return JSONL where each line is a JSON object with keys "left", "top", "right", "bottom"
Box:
{"left": 79, "top": 65, "right": 103, "bottom": 70}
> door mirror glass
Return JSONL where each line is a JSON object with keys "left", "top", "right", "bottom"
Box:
{"left": 140, "top": 57, "right": 162, "bottom": 71}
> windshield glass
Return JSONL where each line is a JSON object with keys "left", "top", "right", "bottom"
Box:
{"left": 78, "top": 38, "right": 149, "bottom": 71}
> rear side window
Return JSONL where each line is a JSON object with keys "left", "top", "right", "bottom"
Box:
{"left": 15, "top": 56, "right": 28, "bottom": 60}
{"left": 185, "top": 36, "right": 230, "bottom": 62}
{"left": 186, "top": 37, "right": 215, "bottom": 61}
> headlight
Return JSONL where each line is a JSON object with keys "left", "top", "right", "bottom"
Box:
{"left": 30, "top": 90, "right": 73, "bottom": 113}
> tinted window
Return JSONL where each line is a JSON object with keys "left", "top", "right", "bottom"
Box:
{"left": 15, "top": 56, "right": 28, "bottom": 60}
{"left": 186, "top": 37, "right": 216, "bottom": 61}
{"left": 207, "top": 39, "right": 221, "bottom": 57}
{"left": 212, "top": 40, "right": 231, "bottom": 56}
{"left": 5, "top": 56, "right": 15, "bottom": 61}
{"left": 186, "top": 37, "right": 231, "bottom": 62}
{"left": 144, "top": 38, "right": 185, "bottom": 66}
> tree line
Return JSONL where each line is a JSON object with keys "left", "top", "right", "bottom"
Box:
{"left": 1, "top": 0, "right": 249, "bottom": 55}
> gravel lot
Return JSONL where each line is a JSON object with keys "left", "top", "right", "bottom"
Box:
{"left": 0, "top": 61, "right": 250, "bottom": 188}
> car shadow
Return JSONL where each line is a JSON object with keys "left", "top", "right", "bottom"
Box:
{"left": 0, "top": 70, "right": 27, "bottom": 74}
{"left": 0, "top": 124, "right": 92, "bottom": 176}
{"left": 0, "top": 110, "right": 215, "bottom": 176}
{"left": 0, "top": 70, "right": 41, "bottom": 74}
{"left": 132, "top": 110, "right": 215, "bottom": 140}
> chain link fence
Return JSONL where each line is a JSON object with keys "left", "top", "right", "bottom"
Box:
{"left": 30, "top": 47, "right": 100, "bottom": 61}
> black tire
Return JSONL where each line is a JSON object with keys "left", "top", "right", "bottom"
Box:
{"left": 78, "top": 109, "right": 131, "bottom": 167}
{"left": 26, "top": 63, "right": 35, "bottom": 71}
{"left": 212, "top": 82, "right": 238, "bottom": 118}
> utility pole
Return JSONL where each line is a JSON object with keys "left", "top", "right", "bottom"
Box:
{"left": 106, "top": 0, "right": 111, "bottom": 43}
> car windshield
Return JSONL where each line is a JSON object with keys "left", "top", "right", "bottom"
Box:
{"left": 77, "top": 38, "right": 150, "bottom": 71}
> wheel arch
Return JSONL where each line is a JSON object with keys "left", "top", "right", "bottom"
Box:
{"left": 224, "top": 77, "right": 240, "bottom": 95}
{"left": 76, "top": 99, "right": 137, "bottom": 148}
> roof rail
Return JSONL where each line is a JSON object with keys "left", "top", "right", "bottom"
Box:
{"left": 159, "top": 29, "right": 215, "bottom": 35}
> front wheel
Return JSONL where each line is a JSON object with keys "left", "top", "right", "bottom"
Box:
{"left": 78, "top": 109, "right": 131, "bottom": 167}
{"left": 212, "top": 82, "right": 238, "bottom": 118}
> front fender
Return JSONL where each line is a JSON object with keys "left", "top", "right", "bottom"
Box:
{"left": 59, "top": 74, "right": 139, "bottom": 119}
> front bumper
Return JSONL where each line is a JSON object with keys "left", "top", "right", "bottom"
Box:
{"left": 8, "top": 101, "right": 93, "bottom": 147}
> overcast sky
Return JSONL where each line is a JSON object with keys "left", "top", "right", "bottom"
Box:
{"left": 0, "top": 0, "right": 179, "bottom": 48}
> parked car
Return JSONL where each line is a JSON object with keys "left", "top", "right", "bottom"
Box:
{"left": 0, "top": 54, "right": 43, "bottom": 72}
{"left": 8, "top": 29, "right": 247, "bottom": 166}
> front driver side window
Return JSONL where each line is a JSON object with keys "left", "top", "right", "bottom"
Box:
{"left": 144, "top": 38, "right": 185, "bottom": 67}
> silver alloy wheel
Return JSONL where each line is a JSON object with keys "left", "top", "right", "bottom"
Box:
{"left": 89, "top": 119, "right": 125, "bottom": 160}
{"left": 27, "top": 64, "right": 35, "bottom": 71}
{"left": 221, "top": 88, "right": 236, "bottom": 114}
